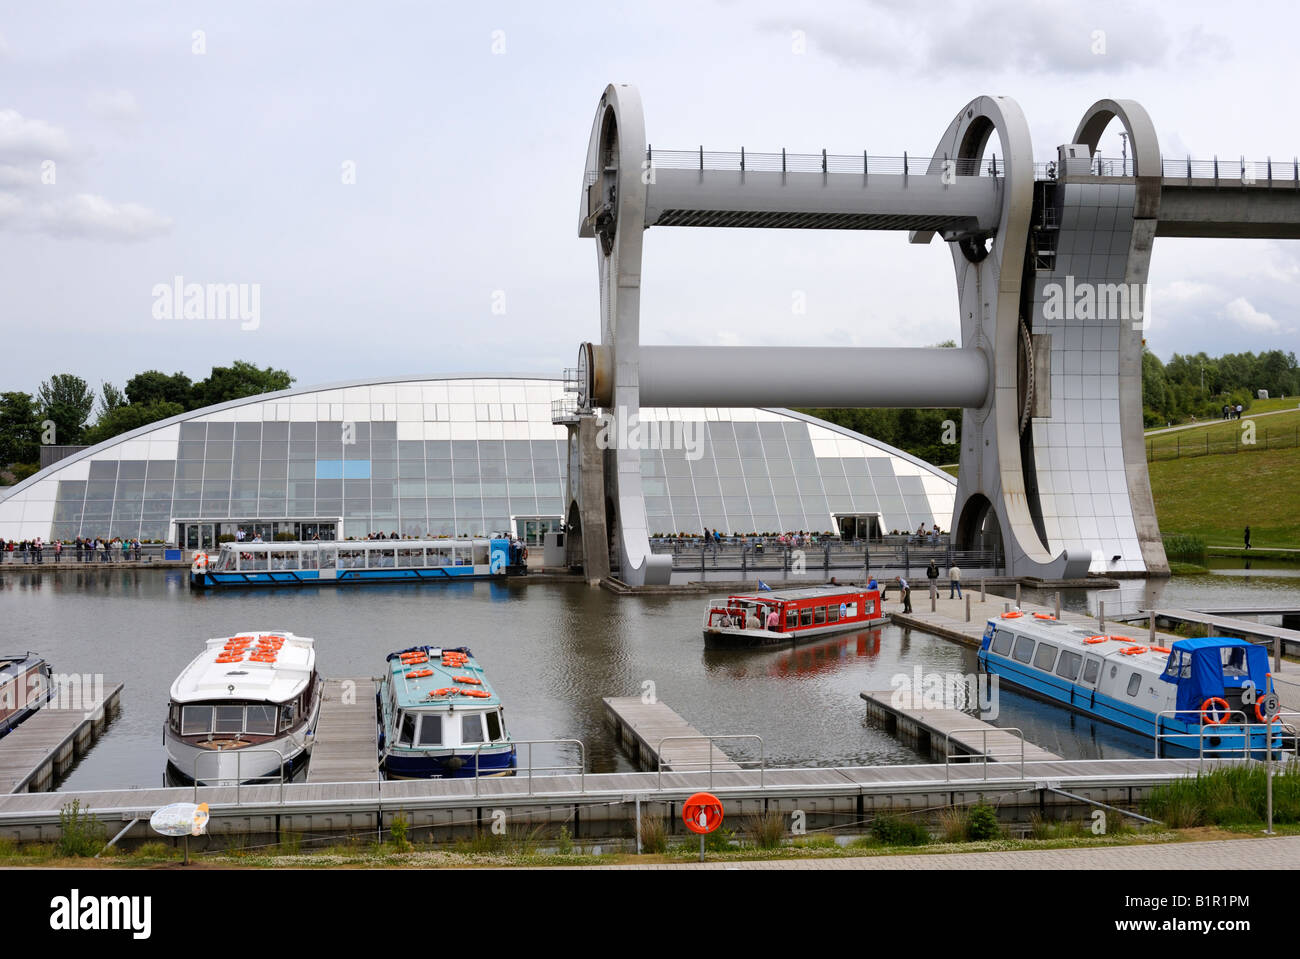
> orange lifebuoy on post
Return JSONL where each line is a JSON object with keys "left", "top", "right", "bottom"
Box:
{"left": 1200, "top": 697, "right": 1231, "bottom": 725}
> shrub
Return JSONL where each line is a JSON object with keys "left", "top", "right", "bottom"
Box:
{"left": 56, "top": 800, "right": 105, "bottom": 858}
{"left": 639, "top": 815, "right": 668, "bottom": 854}
{"left": 555, "top": 826, "right": 573, "bottom": 855}
{"left": 388, "top": 812, "right": 411, "bottom": 852}
{"left": 745, "top": 811, "right": 787, "bottom": 850}
{"left": 133, "top": 841, "right": 175, "bottom": 859}
{"left": 938, "top": 806, "right": 969, "bottom": 843}
{"left": 965, "top": 804, "right": 1001, "bottom": 841}
{"left": 870, "top": 814, "right": 930, "bottom": 846}
{"left": 1163, "top": 533, "right": 1207, "bottom": 563}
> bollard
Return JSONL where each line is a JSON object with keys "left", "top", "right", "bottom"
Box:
{"left": 1003, "top": 602, "right": 1010, "bottom": 614}
{"left": 931, "top": 583, "right": 936, "bottom": 612}
{"left": 981, "top": 579, "right": 986, "bottom": 603}
{"left": 1098, "top": 601, "right": 1105, "bottom": 632}
{"left": 1149, "top": 611, "right": 1156, "bottom": 644}
{"left": 1055, "top": 591, "right": 1061, "bottom": 620}
{"left": 1015, "top": 583, "right": 1021, "bottom": 608}
{"left": 965, "top": 593, "right": 971, "bottom": 622}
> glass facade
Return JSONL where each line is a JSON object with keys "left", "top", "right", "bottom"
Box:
{"left": 0, "top": 377, "right": 956, "bottom": 543}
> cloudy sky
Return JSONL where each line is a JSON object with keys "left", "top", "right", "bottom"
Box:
{"left": 2, "top": 0, "right": 1296, "bottom": 398}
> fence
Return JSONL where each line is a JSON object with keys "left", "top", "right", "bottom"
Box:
{"left": 0, "top": 542, "right": 175, "bottom": 566}
{"left": 650, "top": 539, "right": 1001, "bottom": 576}
{"left": 1146, "top": 424, "right": 1300, "bottom": 462}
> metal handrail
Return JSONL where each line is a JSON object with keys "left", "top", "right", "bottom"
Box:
{"left": 655, "top": 734, "right": 764, "bottom": 790}
{"left": 193, "top": 745, "right": 288, "bottom": 804}
{"left": 943, "top": 726, "right": 1027, "bottom": 781}
{"left": 1153, "top": 708, "right": 1298, "bottom": 764}
{"left": 470, "top": 739, "right": 585, "bottom": 797}
{"left": 641, "top": 150, "right": 1001, "bottom": 178}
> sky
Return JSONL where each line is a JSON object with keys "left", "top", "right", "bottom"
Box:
{"left": 2, "top": 0, "right": 1297, "bottom": 399}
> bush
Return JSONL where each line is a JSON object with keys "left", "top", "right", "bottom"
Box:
{"left": 388, "top": 812, "right": 411, "bottom": 852}
{"left": 745, "top": 811, "right": 787, "bottom": 850}
{"left": 965, "top": 804, "right": 1001, "bottom": 841}
{"left": 870, "top": 814, "right": 930, "bottom": 847}
{"left": 133, "top": 841, "right": 175, "bottom": 860}
{"left": 639, "top": 815, "right": 668, "bottom": 854}
{"left": 1163, "top": 533, "right": 1207, "bottom": 563}
{"left": 937, "top": 806, "right": 969, "bottom": 843}
{"left": 56, "top": 800, "right": 105, "bottom": 857}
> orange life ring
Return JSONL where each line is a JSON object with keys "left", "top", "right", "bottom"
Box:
{"left": 1254, "top": 700, "right": 1285, "bottom": 724}
{"left": 453, "top": 676, "right": 482, "bottom": 685}
{"left": 1001, "top": 611, "right": 1024, "bottom": 619}
{"left": 430, "top": 687, "right": 460, "bottom": 697}
{"left": 1033, "top": 613, "right": 1056, "bottom": 620}
{"left": 1083, "top": 637, "right": 1107, "bottom": 645}
{"left": 1201, "top": 697, "right": 1231, "bottom": 725}
{"left": 460, "top": 689, "right": 490, "bottom": 698}
{"left": 1121, "top": 646, "right": 1149, "bottom": 656}
{"left": 1151, "top": 646, "right": 1171, "bottom": 654}
{"left": 406, "top": 669, "right": 433, "bottom": 679}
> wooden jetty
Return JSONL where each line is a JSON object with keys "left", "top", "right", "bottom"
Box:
{"left": 603, "top": 697, "right": 741, "bottom": 773}
{"left": 307, "top": 678, "right": 379, "bottom": 783}
{"left": 0, "top": 681, "right": 123, "bottom": 793}
{"left": 860, "top": 690, "right": 1062, "bottom": 765}
{"left": 1147, "top": 608, "right": 1300, "bottom": 656}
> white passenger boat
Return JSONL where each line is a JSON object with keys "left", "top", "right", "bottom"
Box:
{"left": 165, "top": 631, "right": 322, "bottom": 785}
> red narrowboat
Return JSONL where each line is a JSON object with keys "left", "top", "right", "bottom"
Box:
{"left": 703, "top": 584, "right": 886, "bottom": 648}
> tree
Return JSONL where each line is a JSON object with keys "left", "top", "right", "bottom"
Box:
{"left": 0, "top": 391, "right": 40, "bottom": 466}
{"left": 191, "top": 361, "right": 293, "bottom": 408}
{"left": 125, "top": 370, "right": 194, "bottom": 409}
{"left": 36, "top": 374, "right": 94, "bottom": 447}
{"left": 83, "top": 401, "right": 185, "bottom": 446}
{"left": 97, "top": 382, "right": 127, "bottom": 419}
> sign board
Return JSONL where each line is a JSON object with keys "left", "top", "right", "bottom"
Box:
{"left": 149, "top": 802, "right": 210, "bottom": 838}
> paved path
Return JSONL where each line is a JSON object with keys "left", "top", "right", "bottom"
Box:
{"left": 1144, "top": 406, "right": 1298, "bottom": 436}
{"left": 571, "top": 835, "right": 1300, "bottom": 869}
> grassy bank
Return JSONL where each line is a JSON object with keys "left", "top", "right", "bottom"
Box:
{"left": 1149, "top": 444, "right": 1300, "bottom": 551}
{"left": 1146, "top": 408, "right": 1300, "bottom": 460}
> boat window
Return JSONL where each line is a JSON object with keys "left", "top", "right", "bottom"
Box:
{"left": 1082, "top": 658, "right": 1100, "bottom": 685}
{"left": 800, "top": 608, "right": 813, "bottom": 627}
{"left": 169, "top": 705, "right": 181, "bottom": 732}
{"left": 991, "top": 630, "right": 1014, "bottom": 656}
{"left": 1055, "top": 650, "right": 1083, "bottom": 681}
{"left": 845, "top": 602, "right": 858, "bottom": 618}
{"left": 398, "top": 711, "right": 416, "bottom": 747}
{"left": 1126, "top": 672, "right": 1142, "bottom": 697}
{"left": 280, "top": 702, "right": 296, "bottom": 731}
{"left": 214, "top": 705, "right": 243, "bottom": 734}
{"left": 417, "top": 714, "right": 442, "bottom": 746}
{"left": 1032, "top": 643, "right": 1058, "bottom": 672}
{"left": 786, "top": 609, "right": 797, "bottom": 629}
{"left": 181, "top": 705, "right": 213, "bottom": 735}
{"left": 814, "top": 607, "right": 826, "bottom": 625}
{"left": 245, "top": 705, "right": 276, "bottom": 735}
{"left": 827, "top": 605, "right": 839, "bottom": 622}
{"left": 462, "top": 713, "right": 484, "bottom": 745}
{"left": 486, "top": 710, "right": 503, "bottom": 741}
{"left": 1011, "top": 636, "right": 1035, "bottom": 664}
{"left": 1163, "top": 650, "right": 1191, "bottom": 680}
{"left": 473, "top": 543, "right": 489, "bottom": 565}
{"left": 1221, "top": 647, "right": 1250, "bottom": 678}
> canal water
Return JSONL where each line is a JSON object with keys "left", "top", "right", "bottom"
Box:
{"left": 0, "top": 564, "right": 1297, "bottom": 790}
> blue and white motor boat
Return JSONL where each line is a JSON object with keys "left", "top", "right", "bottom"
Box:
{"left": 978, "top": 613, "right": 1290, "bottom": 757}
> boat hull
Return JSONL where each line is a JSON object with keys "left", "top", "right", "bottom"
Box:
{"left": 192, "top": 566, "right": 500, "bottom": 589}
{"left": 382, "top": 746, "right": 517, "bottom": 779}
{"left": 165, "top": 693, "right": 321, "bottom": 785}
{"left": 704, "top": 617, "right": 888, "bottom": 648}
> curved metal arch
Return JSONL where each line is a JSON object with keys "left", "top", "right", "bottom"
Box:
{"left": 1073, "top": 99, "right": 1162, "bottom": 218}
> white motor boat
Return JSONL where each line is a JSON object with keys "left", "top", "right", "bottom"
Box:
{"left": 165, "top": 631, "right": 321, "bottom": 785}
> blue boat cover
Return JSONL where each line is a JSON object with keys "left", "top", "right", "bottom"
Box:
{"left": 1160, "top": 637, "right": 1270, "bottom": 713}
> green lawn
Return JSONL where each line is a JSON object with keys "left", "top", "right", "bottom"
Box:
{"left": 1145, "top": 408, "right": 1300, "bottom": 460}
{"left": 1148, "top": 444, "right": 1300, "bottom": 550}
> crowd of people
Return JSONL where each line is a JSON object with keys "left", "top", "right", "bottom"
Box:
{"left": 0, "top": 536, "right": 144, "bottom": 564}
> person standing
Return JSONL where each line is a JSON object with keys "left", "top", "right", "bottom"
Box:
{"left": 1244, "top": 526, "right": 1251, "bottom": 550}
{"left": 926, "top": 559, "right": 939, "bottom": 598}
{"left": 766, "top": 606, "right": 780, "bottom": 632}
{"left": 897, "top": 575, "right": 912, "bottom": 614}
{"left": 949, "top": 564, "right": 962, "bottom": 599}
{"left": 54, "top": 540, "right": 62, "bottom": 564}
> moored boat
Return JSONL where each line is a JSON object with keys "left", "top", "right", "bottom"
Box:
{"left": 378, "top": 645, "right": 515, "bottom": 778}
{"left": 978, "top": 612, "right": 1291, "bottom": 757}
{"left": 702, "top": 583, "right": 885, "bottom": 648}
{"left": 190, "top": 537, "right": 516, "bottom": 589}
{"left": 165, "top": 631, "right": 322, "bottom": 784}
{"left": 0, "top": 652, "right": 54, "bottom": 737}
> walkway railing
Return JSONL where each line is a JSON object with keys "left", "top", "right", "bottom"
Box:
{"left": 655, "top": 734, "right": 765, "bottom": 790}
{"left": 1153, "top": 709, "right": 1298, "bottom": 764}
{"left": 651, "top": 540, "right": 1001, "bottom": 576}
{"left": 471, "top": 739, "right": 585, "bottom": 797}
{"left": 943, "top": 727, "right": 1027, "bottom": 781}
{"left": 637, "top": 148, "right": 1003, "bottom": 177}
{"left": 1036, "top": 154, "right": 1300, "bottom": 184}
